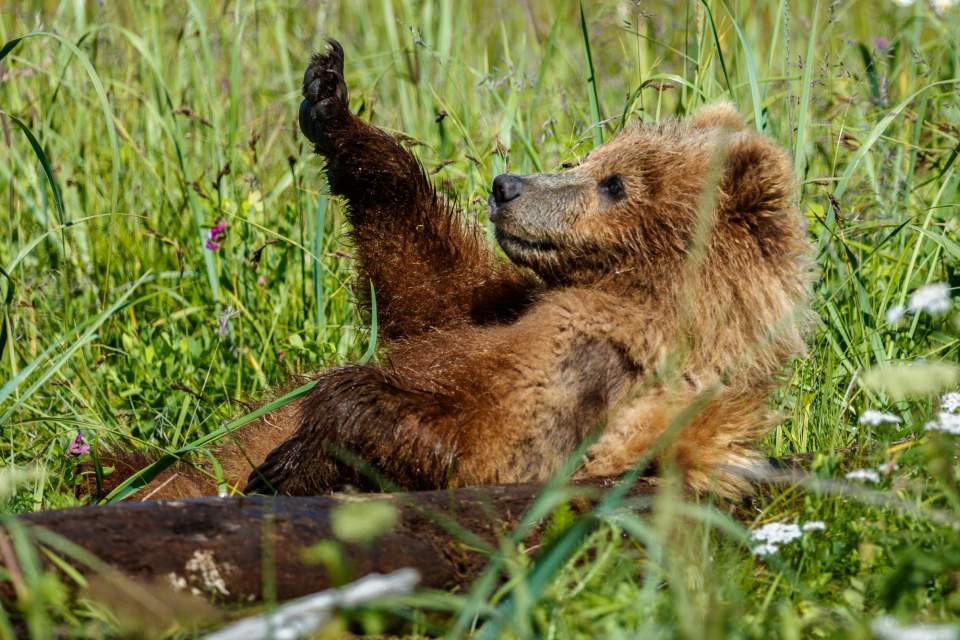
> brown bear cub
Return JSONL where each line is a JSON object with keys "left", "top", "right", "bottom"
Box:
{"left": 107, "top": 40, "right": 812, "bottom": 501}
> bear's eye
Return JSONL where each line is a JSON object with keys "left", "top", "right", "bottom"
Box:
{"left": 599, "top": 175, "right": 626, "bottom": 201}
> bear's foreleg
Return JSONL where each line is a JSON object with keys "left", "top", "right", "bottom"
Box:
{"left": 300, "top": 40, "right": 537, "bottom": 341}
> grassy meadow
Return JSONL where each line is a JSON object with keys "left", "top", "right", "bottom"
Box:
{"left": 2, "top": 0, "right": 960, "bottom": 637}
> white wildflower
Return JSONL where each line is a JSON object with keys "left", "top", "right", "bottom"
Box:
{"left": 891, "top": 0, "right": 915, "bottom": 6}
{"left": 751, "top": 542, "right": 780, "bottom": 557}
{"left": 752, "top": 522, "right": 804, "bottom": 545}
{"left": 886, "top": 305, "right": 906, "bottom": 324}
{"left": 940, "top": 413, "right": 960, "bottom": 432}
{"left": 859, "top": 410, "right": 902, "bottom": 426}
{"left": 750, "top": 521, "right": 824, "bottom": 556}
{"left": 942, "top": 392, "right": 960, "bottom": 414}
{"left": 871, "top": 616, "right": 958, "bottom": 640}
{"left": 926, "top": 412, "right": 960, "bottom": 435}
{"left": 932, "top": 0, "right": 959, "bottom": 13}
{"left": 907, "top": 283, "right": 953, "bottom": 316}
{"left": 846, "top": 468, "right": 881, "bottom": 483}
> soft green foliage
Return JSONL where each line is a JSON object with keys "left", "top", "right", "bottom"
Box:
{"left": 1, "top": 0, "right": 960, "bottom": 638}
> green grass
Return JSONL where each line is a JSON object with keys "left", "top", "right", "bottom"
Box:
{"left": 2, "top": 0, "right": 960, "bottom": 637}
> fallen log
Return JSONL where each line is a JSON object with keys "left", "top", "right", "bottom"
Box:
{"left": 3, "top": 479, "right": 656, "bottom": 606}
{"left": 2, "top": 442, "right": 887, "bottom": 616}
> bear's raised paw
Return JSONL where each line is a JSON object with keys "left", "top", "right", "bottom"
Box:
{"left": 299, "top": 38, "right": 349, "bottom": 146}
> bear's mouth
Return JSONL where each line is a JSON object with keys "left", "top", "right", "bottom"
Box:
{"left": 494, "top": 228, "right": 559, "bottom": 257}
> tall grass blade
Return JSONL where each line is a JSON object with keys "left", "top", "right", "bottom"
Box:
{"left": 3, "top": 113, "right": 65, "bottom": 226}
{"left": 579, "top": 1, "right": 603, "bottom": 147}
{"left": 720, "top": 1, "right": 764, "bottom": 131}
{"left": 793, "top": 0, "right": 820, "bottom": 182}
{"left": 359, "top": 282, "right": 378, "bottom": 365}
{"left": 858, "top": 43, "right": 881, "bottom": 105}
{"left": 0, "top": 265, "right": 12, "bottom": 359}
{"left": 699, "top": 0, "right": 734, "bottom": 101}
{"left": 313, "top": 193, "right": 328, "bottom": 335}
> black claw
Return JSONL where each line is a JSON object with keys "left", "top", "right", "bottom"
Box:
{"left": 325, "top": 38, "right": 344, "bottom": 68}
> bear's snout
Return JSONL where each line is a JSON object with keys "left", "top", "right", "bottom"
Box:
{"left": 491, "top": 174, "right": 524, "bottom": 207}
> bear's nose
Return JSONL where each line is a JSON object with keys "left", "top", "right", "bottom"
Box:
{"left": 492, "top": 174, "right": 524, "bottom": 206}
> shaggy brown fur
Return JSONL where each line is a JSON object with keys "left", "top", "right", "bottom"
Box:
{"left": 97, "top": 40, "right": 812, "bottom": 501}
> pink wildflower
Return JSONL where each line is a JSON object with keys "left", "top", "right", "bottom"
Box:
{"left": 206, "top": 219, "right": 229, "bottom": 251}
{"left": 67, "top": 432, "right": 91, "bottom": 457}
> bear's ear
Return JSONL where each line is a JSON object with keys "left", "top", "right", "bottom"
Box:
{"left": 690, "top": 101, "right": 746, "bottom": 132}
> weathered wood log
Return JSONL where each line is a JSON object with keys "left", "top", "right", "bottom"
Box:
{"left": 2, "top": 443, "right": 876, "bottom": 612}
{"left": 4, "top": 479, "right": 656, "bottom": 606}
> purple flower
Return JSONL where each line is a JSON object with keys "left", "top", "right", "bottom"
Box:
{"left": 873, "top": 36, "right": 890, "bottom": 52}
{"left": 67, "top": 432, "right": 91, "bottom": 457}
{"left": 206, "top": 218, "right": 229, "bottom": 251}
